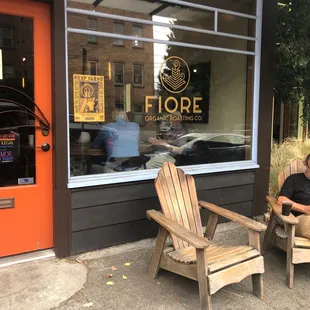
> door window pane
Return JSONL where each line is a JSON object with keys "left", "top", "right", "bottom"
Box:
{"left": 0, "top": 14, "right": 35, "bottom": 187}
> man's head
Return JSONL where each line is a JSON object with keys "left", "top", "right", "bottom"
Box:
{"left": 305, "top": 154, "right": 310, "bottom": 178}
{"left": 112, "top": 109, "right": 128, "bottom": 122}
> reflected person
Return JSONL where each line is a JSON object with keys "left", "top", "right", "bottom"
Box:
{"left": 92, "top": 109, "right": 140, "bottom": 173}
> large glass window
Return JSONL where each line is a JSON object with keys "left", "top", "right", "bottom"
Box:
{"left": 66, "top": 0, "right": 260, "bottom": 185}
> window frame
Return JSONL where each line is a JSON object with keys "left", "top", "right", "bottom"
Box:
{"left": 87, "top": 17, "right": 98, "bottom": 43}
{"left": 65, "top": 0, "right": 263, "bottom": 188}
{"left": 133, "top": 64, "right": 144, "bottom": 87}
{"left": 114, "top": 62, "right": 125, "bottom": 86}
{"left": 132, "top": 24, "right": 143, "bottom": 48}
{"left": 113, "top": 22, "right": 125, "bottom": 46}
{"left": 89, "top": 60, "right": 98, "bottom": 75}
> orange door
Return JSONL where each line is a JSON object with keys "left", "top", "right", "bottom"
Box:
{"left": 0, "top": 0, "right": 53, "bottom": 257}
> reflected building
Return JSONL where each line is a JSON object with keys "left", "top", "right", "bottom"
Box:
{"left": 67, "top": 1, "right": 155, "bottom": 129}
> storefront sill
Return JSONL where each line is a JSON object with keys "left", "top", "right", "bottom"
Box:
{"left": 67, "top": 161, "right": 259, "bottom": 189}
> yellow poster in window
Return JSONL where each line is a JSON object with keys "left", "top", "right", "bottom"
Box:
{"left": 73, "top": 74, "right": 105, "bottom": 122}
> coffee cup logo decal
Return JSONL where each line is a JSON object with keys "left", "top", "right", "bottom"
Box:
{"left": 160, "top": 56, "right": 190, "bottom": 94}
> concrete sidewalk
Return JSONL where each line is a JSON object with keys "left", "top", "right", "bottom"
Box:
{"left": 1, "top": 226, "right": 310, "bottom": 310}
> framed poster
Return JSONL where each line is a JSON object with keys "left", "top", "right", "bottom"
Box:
{"left": 73, "top": 74, "right": 105, "bottom": 122}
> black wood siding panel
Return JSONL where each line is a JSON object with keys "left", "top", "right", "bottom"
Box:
{"left": 71, "top": 219, "right": 158, "bottom": 255}
{"left": 71, "top": 200, "right": 253, "bottom": 254}
{"left": 198, "top": 185, "right": 254, "bottom": 206}
{"left": 72, "top": 185, "right": 253, "bottom": 232}
{"left": 72, "top": 197, "right": 161, "bottom": 232}
{"left": 71, "top": 171, "right": 254, "bottom": 209}
{"left": 70, "top": 171, "right": 255, "bottom": 254}
{"left": 200, "top": 201, "right": 252, "bottom": 225}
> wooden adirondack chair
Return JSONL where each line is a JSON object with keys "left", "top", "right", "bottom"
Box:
{"left": 263, "top": 159, "right": 310, "bottom": 288}
{"left": 147, "top": 162, "right": 267, "bottom": 310}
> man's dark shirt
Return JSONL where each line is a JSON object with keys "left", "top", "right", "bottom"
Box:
{"left": 279, "top": 173, "right": 310, "bottom": 215}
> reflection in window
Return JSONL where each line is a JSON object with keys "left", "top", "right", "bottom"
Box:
{"left": 132, "top": 24, "right": 143, "bottom": 48}
{"left": 133, "top": 64, "right": 143, "bottom": 86}
{"left": 116, "top": 102, "right": 125, "bottom": 111}
{"left": 133, "top": 104, "right": 144, "bottom": 113}
{"left": 89, "top": 61, "right": 98, "bottom": 75}
{"left": 0, "top": 28, "right": 14, "bottom": 48}
{"left": 114, "top": 63, "right": 124, "bottom": 85}
{"left": 87, "top": 17, "right": 98, "bottom": 43}
{"left": 3, "top": 65, "right": 15, "bottom": 78}
{"left": 113, "top": 22, "right": 125, "bottom": 45}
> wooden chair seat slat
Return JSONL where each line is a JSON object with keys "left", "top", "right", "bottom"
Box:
{"left": 167, "top": 242, "right": 257, "bottom": 272}
{"left": 295, "top": 237, "right": 310, "bottom": 248}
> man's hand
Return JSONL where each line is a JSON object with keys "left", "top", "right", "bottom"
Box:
{"left": 278, "top": 196, "right": 310, "bottom": 214}
{"left": 303, "top": 206, "right": 310, "bottom": 215}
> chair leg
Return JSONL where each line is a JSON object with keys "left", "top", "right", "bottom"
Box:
{"left": 286, "top": 260, "right": 294, "bottom": 289}
{"left": 252, "top": 274, "right": 264, "bottom": 300}
{"left": 196, "top": 249, "right": 212, "bottom": 310}
{"left": 148, "top": 226, "right": 168, "bottom": 279}
{"left": 286, "top": 224, "right": 295, "bottom": 289}
{"left": 263, "top": 211, "right": 277, "bottom": 254}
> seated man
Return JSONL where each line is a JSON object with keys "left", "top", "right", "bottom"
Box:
{"left": 278, "top": 154, "right": 310, "bottom": 216}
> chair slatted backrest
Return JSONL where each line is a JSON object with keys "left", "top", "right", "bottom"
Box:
{"left": 155, "top": 162, "right": 203, "bottom": 250}
{"left": 278, "top": 160, "right": 305, "bottom": 192}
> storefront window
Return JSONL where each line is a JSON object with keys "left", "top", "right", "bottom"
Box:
{"left": 66, "top": 0, "right": 260, "bottom": 185}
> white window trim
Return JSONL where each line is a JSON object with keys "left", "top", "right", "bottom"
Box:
{"left": 65, "top": 0, "right": 263, "bottom": 188}
{"left": 68, "top": 161, "right": 260, "bottom": 189}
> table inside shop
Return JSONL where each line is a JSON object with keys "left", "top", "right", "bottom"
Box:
{"left": 70, "top": 143, "right": 106, "bottom": 174}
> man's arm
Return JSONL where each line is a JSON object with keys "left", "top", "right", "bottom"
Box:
{"left": 278, "top": 174, "right": 310, "bottom": 215}
{"left": 277, "top": 196, "right": 310, "bottom": 214}
{"left": 148, "top": 137, "right": 184, "bottom": 154}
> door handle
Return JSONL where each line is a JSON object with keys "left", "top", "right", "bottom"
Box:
{"left": 36, "top": 143, "right": 50, "bottom": 152}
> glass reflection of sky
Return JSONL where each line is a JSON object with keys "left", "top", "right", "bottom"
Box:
{"left": 152, "top": 16, "right": 176, "bottom": 91}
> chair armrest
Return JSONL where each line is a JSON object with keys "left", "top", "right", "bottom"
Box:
{"left": 146, "top": 210, "right": 210, "bottom": 249}
{"left": 266, "top": 196, "right": 299, "bottom": 225}
{"left": 198, "top": 200, "right": 267, "bottom": 232}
